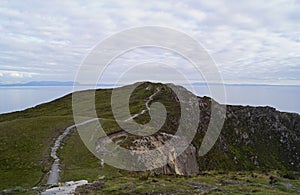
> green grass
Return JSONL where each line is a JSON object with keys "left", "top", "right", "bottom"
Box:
{"left": 75, "top": 171, "right": 300, "bottom": 194}
{"left": 0, "top": 116, "right": 74, "bottom": 190}
{"left": 0, "top": 84, "right": 144, "bottom": 191}
{"left": 58, "top": 128, "right": 129, "bottom": 182}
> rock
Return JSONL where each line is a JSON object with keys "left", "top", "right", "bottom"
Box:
{"left": 41, "top": 180, "right": 88, "bottom": 195}
{"left": 129, "top": 132, "right": 199, "bottom": 175}
{"left": 98, "top": 175, "right": 105, "bottom": 180}
{"left": 281, "top": 183, "right": 293, "bottom": 189}
{"left": 219, "top": 180, "right": 246, "bottom": 185}
{"left": 187, "top": 181, "right": 217, "bottom": 193}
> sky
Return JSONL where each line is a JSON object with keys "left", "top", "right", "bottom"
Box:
{"left": 0, "top": 0, "right": 300, "bottom": 85}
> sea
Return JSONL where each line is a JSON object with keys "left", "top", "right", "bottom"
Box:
{"left": 0, "top": 85, "right": 299, "bottom": 115}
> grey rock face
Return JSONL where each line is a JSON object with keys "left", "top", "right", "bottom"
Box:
{"left": 129, "top": 132, "right": 200, "bottom": 175}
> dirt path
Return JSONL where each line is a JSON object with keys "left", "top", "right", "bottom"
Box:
{"left": 44, "top": 87, "right": 160, "bottom": 193}
{"left": 124, "top": 87, "right": 160, "bottom": 122}
{"left": 47, "top": 118, "right": 99, "bottom": 185}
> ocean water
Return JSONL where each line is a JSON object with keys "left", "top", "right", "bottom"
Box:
{"left": 190, "top": 85, "right": 300, "bottom": 114}
{"left": 0, "top": 86, "right": 73, "bottom": 114}
{"left": 0, "top": 85, "right": 299, "bottom": 115}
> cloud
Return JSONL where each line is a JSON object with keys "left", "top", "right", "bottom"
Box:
{"left": 13, "top": 71, "right": 37, "bottom": 78}
{"left": 9, "top": 72, "right": 25, "bottom": 78}
{"left": 0, "top": 71, "right": 35, "bottom": 78}
{"left": 0, "top": 0, "right": 299, "bottom": 84}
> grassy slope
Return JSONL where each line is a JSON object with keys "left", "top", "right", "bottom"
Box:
{"left": 0, "top": 116, "right": 74, "bottom": 190}
{"left": 0, "top": 92, "right": 80, "bottom": 190}
{"left": 58, "top": 129, "right": 129, "bottom": 182}
{"left": 0, "top": 84, "right": 154, "bottom": 190}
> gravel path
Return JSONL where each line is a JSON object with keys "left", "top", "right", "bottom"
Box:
{"left": 44, "top": 87, "right": 160, "bottom": 194}
{"left": 47, "top": 118, "right": 99, "bottom": 185}
{"left": 124, "top": 88, "right": 160, "bottom": 122}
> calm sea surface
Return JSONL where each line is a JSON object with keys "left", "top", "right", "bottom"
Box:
{"left": 0, "top": 86, "right": 73, "bottom": 114}
{"left": 0, "top": 85, "right": 299, "bottom": 114}
{"left": 190, "top": 85, "right": 300, "bottom": 114}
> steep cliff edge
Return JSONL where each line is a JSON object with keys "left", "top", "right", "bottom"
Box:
{"left": 196, "top": 97, "right": 300, "bottom": 171}
{"left": 113, "top": 132, "right": 200, "bottom": 175}
{"left": 124, "top": 82, "right": 300, "bottom": 173}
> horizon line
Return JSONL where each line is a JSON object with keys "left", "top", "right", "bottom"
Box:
{"left": 1, "top": 80, "right": 300, "bottom": 87}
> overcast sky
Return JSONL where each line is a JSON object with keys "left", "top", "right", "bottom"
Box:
{"left": 0, "top": 0, "right": 299, "bottom": 85}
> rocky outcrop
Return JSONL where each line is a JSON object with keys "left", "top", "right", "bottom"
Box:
{"left": 95, "top": 130, "right": 200, "bottom": 175}
{"left": 196, "top": 96, "right": 300, "bottom": 171}
{"left": 155, "top": 143, "right": 199, "bottom": 175}
{"left": 128, "top": 132, "right": 199, "bottom": 175}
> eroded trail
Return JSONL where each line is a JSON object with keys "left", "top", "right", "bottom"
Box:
{"left": 45, "top": 87, "right": 160, "bottom": 187}
{"left": 124, "top": 87, "right": 160, "bottom": 122}
{"left": 46, "top": 118, "right": 99, "bottom": 185}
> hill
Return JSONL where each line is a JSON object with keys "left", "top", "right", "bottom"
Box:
{"left": 0, "top": 82, "right": 299, "bottom": 194}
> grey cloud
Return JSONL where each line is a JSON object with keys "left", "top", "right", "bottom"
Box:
{"left": 0, "top": 0, "right": 299, "bottom": 84}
